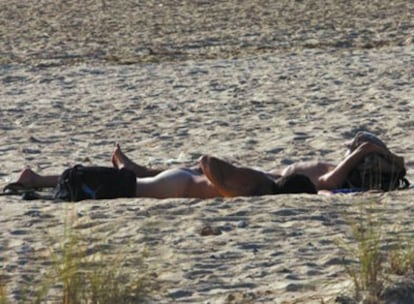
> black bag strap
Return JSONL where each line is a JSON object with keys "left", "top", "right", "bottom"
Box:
{"left": 400, "top": 177, "right": 410, "bottom": 190}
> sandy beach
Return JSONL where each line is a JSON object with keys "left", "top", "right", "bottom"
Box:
{"left": 1, "top": 0, "right": 414, "bottom": 302}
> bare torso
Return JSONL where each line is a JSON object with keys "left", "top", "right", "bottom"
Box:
{"left": 279, "top": 161, "right": 336, "bottom": 188}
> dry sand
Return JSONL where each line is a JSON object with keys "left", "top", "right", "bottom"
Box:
{"left": 1, "top": 0, "right": 414, "bottom": 303}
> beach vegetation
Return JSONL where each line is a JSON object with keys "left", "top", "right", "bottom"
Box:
{"left": 339, "top": 197, "right": 414, "bottom": 302}
{"left": 0, "top": 281, "right": 8, "bottom": 304}
{"left": 21, "top": 209, "right": 155, "bottom": 303}
{"left": 343, "top": 202, "right": 384, "bottom": 300}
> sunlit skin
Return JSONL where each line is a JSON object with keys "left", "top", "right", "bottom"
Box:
{"left": 11, "top": 141, "right": 398, "bottom": 198}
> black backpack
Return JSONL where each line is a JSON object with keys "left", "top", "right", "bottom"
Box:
{"left": 53, "top": 165, "right": 136, "bottom": 202}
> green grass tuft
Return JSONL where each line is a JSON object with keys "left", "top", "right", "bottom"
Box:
{"left": 15, "top": 208, "right": 156, "bottom": 303}
{"left": 339, "top": 198, "right": 414, "bottom": 302}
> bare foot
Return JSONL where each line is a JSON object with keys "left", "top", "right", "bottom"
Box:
{"left": 6, "top": 168, "right": 59, "bottom": 190}
{"left": 199, "top": 155, "right": 276, "bottom": 197}
{"left": 111, "top": 144, "right": 164, "bottom": 177}
{"left": 15, "top": 167, "right": 41, "bottom": 188}
{"left": 111, "top": 143, "right": 132, "bottom": 170}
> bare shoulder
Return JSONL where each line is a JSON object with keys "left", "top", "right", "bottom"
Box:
{"left": 283, "top": 160, "right": 335, "bottom": 176}
{"left": 295, "top": 160, "right": 335, "bottom": 170}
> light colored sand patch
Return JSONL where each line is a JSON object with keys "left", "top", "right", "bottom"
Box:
{"left": 1, "top": 0, "right": 414, "bottom": 302}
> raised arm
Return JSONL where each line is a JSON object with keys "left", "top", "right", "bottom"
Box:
{"left": 316, "top": 142, "right": 390, "bottom": 190}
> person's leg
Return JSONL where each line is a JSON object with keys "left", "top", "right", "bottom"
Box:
{"left": 135, "top": 168, "right": 221, "bottom": 199}
{"left": 199, "top": 155, "right": 277, "bottom": 197}
{"left": 112, "top": 144, "right": 166, "bottom": 177}
{"left": 13, "top": 167, "right": 59, "bottom": 188}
